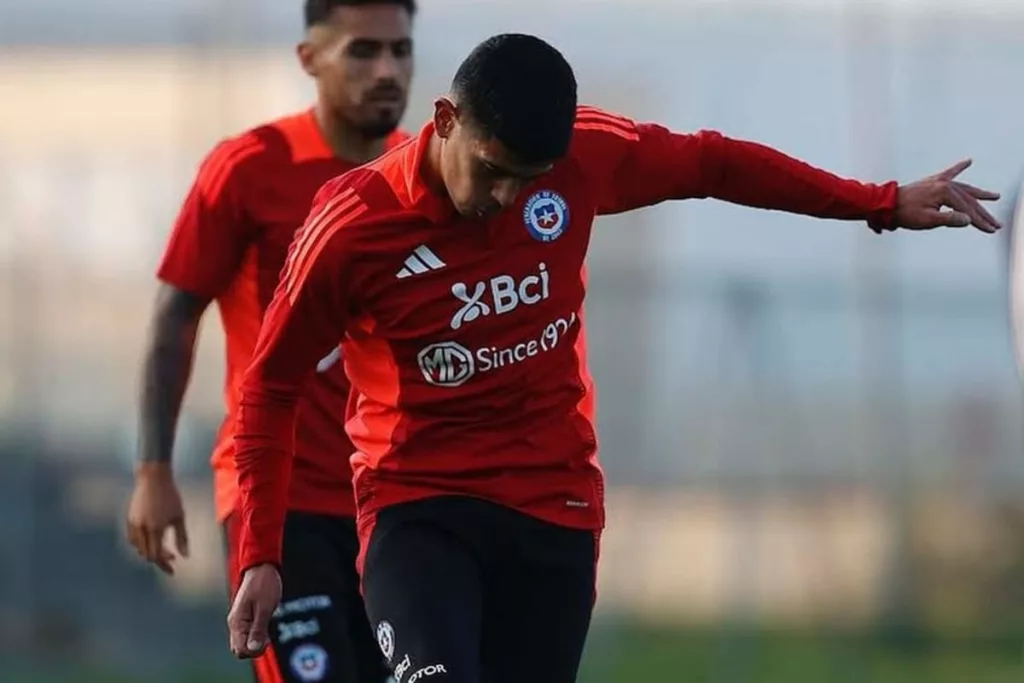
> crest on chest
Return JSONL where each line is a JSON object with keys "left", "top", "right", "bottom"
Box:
{"left": 365, "top": 185, "right": 592, "bottom": 338}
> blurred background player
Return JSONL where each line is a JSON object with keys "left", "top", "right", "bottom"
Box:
{"left": 125, "top": 1, "right": 415, "bottom": 681}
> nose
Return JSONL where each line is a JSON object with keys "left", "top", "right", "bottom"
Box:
{"left": 492, "top": 179, "right": 522, "bottom": 209}
{"left": 371, "top": 53, "right": 402, "bottom": 82}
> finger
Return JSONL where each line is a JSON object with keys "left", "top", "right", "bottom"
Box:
{"left": 949, "top": 184, "right": 999, "bottom": 233}
{"left": 155, "top": 548, "right": 176, "bottom": 576}
{"left": 227, "top": 595, "right": 254, "bottom": 657}
{"left": 944, "top": 184, "right": 984, "bottom": 229}
{"left": 950, "top": 183, "right": 1002, "bottom": 230}
{"left": 965, "top": 195, "right": 1001, "bottom": 232}
{"left": 246, "top": 597, "right": 274, "bottom": 655}
{"left": 228, "top": 608, "right": 251, "bottom": 658}
{"left": 137, "top": 524, "right": 156, "bottom": 559}
{"left": 145, "top": 527, "right": 166, "bottom": 563}
{"left": 172, "top": 518, "right": 190, "bottom": 558}
{"left": 126, "top": 522, "right": 145, "bottom": 555}
{"left": 953, "top": 181, "right": 1000, "bottom": 201}
{"left": 144, "top": 527, "right": 176, "bottom": 575}
{"left": 935, "top": 158, "right": 972, "bottom": 181}
{"left": 921, "top": 209, "right": 970, "bottom": 229}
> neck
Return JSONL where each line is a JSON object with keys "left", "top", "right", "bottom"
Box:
{"left": 422, "top": 131, "right": 447, "bottom": 196}
{"left": 314, "top": 103, "right": 387, "bottom": 165}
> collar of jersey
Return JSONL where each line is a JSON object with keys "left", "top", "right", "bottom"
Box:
{"left": 391, "top": 121, "right": 456, "bottom": 225}
{"left": 293, "top": 108, "right": 406, "bottom": 163}
{"left": 291, "top": 108, "right": 334, "bottom": 162}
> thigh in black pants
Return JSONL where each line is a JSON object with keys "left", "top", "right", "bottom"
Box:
{"left": 225, "top": 511, "right": 391, "bottom": 683}
{"left": 361, "top": 496, "right": 597, "bottom": 683}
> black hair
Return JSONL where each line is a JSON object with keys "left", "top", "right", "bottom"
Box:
{"left": 304, "top": 0, "right": 416, "bottom": 29}
{"left": 452, "top": 33, "right": 577, "bottom": 164}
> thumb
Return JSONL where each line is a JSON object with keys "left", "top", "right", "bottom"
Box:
{"left": 912, "top": 209, "right": 969, "bottom": 229}
{"left": 172, "top": 518, "right": 190, "bottom": 558}
{"left": 935, "top": 210, "right": 971, "bottom": 228}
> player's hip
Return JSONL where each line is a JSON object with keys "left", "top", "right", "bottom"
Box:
{"left": 363, "top": 494, "right": 600, "bottom": 573}
{"left": 354, "top": 482, "right": 604, "bottom": 579}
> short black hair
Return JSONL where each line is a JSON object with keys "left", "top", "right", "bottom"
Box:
{"left": 452, "top": 34, "right": 577, "bottom": 164}
{"left": 304, "top": 0, "right": 416, "bottom": 29}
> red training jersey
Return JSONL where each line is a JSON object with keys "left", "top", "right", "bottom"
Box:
{"left": 156, "top": 108, "right": 408, "bottom": 521}
{"left": 233, "top": 105, "right": 898, "bottom": 573}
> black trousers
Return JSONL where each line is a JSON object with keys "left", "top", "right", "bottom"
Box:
{"left": 361, "top": 496, "right": 598, "bottom": 683}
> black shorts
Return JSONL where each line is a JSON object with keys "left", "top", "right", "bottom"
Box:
{"left": 361, "top": 496, "right": 598, "bottom": 683}
{"left": 224, "top": 511, "right": 391, "bottom": 683}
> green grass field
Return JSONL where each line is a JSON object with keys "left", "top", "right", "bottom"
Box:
{"left": 5, "top": 625, "right": 1021, "bottom": 683}
{"left": 579, "top": 625, "right": 1022, "bottom": 683}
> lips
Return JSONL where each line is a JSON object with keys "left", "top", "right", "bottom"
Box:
{"left": 366, "top": 88, "right": 404, "bottom": 104}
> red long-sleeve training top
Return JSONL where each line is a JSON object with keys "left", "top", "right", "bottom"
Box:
{"left": 233, "top": 106, "right": 897, "bottom": 575}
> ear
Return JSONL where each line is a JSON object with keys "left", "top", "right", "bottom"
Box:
{"left": 296, "top": 40, "right": 317, "bottom": 78}
{"left": 433, "top": 97, "right": 459, "bottom": 140}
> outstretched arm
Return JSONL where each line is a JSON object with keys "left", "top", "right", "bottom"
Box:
{"left": 574, "top": 106, "right": 1000, "bottom": 233}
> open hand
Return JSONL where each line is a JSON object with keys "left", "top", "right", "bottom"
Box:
{"left": 894, "top": 159, "right": 1001, "bottom": 233}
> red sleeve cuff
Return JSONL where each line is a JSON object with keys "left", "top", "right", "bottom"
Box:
{"left": 235, "top": 483, "right": 288, "bottom": 583}
{"left": 237, "top": 558, "right": 282, "bottom": 584}
{"left": 866, "top": 181, "right": 899, "bottom": 234}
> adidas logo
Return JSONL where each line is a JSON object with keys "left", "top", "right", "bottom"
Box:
{"left": 396, "top": 245, "right": 446, "bottom": 279}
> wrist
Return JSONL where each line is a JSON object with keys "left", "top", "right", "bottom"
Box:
{"left": 241, "top": 562, "right": 281, "bottom": 581}
{"left": 135, "top": 460, "right": 174, "bottom": 479}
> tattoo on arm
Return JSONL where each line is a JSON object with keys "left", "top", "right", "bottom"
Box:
{"left": 137, "top": 284, "right": 210, "bottom": 464}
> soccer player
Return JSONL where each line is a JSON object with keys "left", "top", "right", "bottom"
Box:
{"left": 125, "top": 2, "right": 415, "bottom": 681}
{"left": 226, "top": 33, "right": 1001, "bottom": 683}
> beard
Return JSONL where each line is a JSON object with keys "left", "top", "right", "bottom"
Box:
{"left": 352, "top": 108, "right": 403, "bottom": 140}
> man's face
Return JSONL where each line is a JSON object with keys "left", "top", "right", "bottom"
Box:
{"left": 433, "top": 99, "right": 554, "bottom": 218}
{"left": 299, "top": 5, "right": 413, "bottom": 139}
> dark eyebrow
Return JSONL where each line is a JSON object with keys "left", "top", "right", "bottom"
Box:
{"left": 480, "top": 160, "right": 507, "bottom": 173}
{"left": 482, "top": 158, "right": 550, "bottom": 181}
{"left": 348, "top": 37, "right": 412, "bottom": 48}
